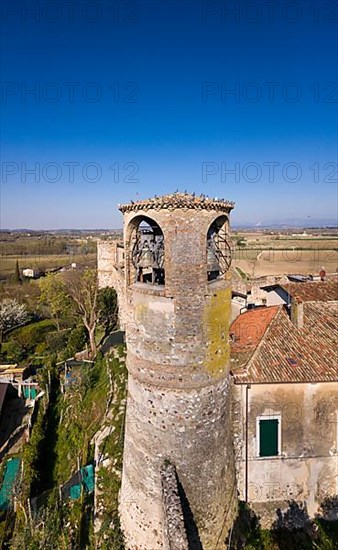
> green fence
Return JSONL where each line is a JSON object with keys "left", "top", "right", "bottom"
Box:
{"left": 23, "top": 386, "right": 38, "bottom": 399}
{"left": 0, "top": 457, "right": 21, "bottom": 510}
{"left": 68, "top": 464, "right": 94, "bottom": 501}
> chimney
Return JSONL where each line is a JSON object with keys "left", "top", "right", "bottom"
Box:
{"left": 291, "top": 298, "right": 303, "bottom": 328}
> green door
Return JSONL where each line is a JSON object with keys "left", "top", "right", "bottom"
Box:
{"left": 259, "top": 419, "right": 279, "bottom": 457}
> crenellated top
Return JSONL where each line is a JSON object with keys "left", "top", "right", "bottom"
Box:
{"left": 118, "top": 192, "right": 235, "bottom": 213}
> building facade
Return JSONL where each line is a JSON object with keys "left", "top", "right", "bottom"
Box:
{"left": 231, "top": 292, "right": 338, "bottom": 527}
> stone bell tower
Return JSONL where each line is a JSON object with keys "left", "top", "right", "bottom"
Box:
{"left": 118, "top": 193, "right": 236, "bottom": 549}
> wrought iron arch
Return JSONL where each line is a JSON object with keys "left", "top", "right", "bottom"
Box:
{"left": 207, "top": 216, "right": 232, "bottom": 281}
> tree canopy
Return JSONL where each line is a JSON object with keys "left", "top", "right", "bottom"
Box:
{"left": 97, "top": 286, "right": 118, "bottom": 337}
{"left": 39, "top": 273, "right": 72, "bottom": 331}
{"left": 0, "top": 298, "right": 28, "bottom": 341}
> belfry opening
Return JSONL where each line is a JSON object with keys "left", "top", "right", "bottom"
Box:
{"left": 207, "top": 215, "right": 232, "bottom": 282}
{"left": 129, "top": 215, "right": 165, "bottom": 285}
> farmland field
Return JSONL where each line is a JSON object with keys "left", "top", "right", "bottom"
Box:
{"left": 0, "top": 253, "right": 97, "bottom": 279}
{"left": 1, "top": 230, "right": 337, "bottom": 281}
{"left": 0, "top": 233, "right": 99, "bottom": 280}
{"left": 232, "top": 232, "right": 338, "bottom": 278}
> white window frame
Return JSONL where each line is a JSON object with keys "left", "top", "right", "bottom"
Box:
{"left": 256, "top": 414, "right": 282, "bottom": 458}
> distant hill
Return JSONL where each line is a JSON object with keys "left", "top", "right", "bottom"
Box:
{"left": 1, "top": 219, "right": 337, "bottom": 233}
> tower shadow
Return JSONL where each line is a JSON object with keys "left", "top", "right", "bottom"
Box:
{"left": 176, "top": 476, "right": 203, "bottom": 550}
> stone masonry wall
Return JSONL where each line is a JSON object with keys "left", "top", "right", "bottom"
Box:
{"left": 97, "top": 240, "right": 131, "bottom": 329}
{"left": 119, "top": 205, "right": 238, "bottom": 550}
{"left": 160, "top": 462, "right": 189, "bottom": 550}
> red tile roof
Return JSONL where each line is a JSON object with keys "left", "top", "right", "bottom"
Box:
{"left": 231, "top": 302, "right": 338, "bottom": 384}
{"left": 230, "top": 306, "right": 279, "bottom": 353}
{"left": 281, "top": 278, "right": 338, "bottom": 303}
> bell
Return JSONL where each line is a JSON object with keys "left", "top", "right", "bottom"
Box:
{"left": 138, "top": 245, "right": 154, "bottom": 268}
{"left": 153, "top": 239, "right": 165, "bottom": 269}
{"left": 207, "top": 243, "right": 220, "bottom": 273}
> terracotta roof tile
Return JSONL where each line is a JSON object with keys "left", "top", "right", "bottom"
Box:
{"left": 281, "top": 278, "right": 338, "bottom": 303}
{"left": 230, "top": 306, "right": 279, "bottom": 353}
{"left": 231, "top": 302, "right": 338, "bottom": 384}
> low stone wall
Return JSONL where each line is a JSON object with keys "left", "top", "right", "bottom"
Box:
{"left": 160, "top": 462, "right": 189, "bottom": 550}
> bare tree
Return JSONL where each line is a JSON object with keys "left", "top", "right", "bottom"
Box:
{"left": 64, "top": 269, "right": 98, "bottom": 357}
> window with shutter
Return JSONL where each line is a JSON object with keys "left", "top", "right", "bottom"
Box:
{"left": 258, "top": 418, "right": 280, "bottom": 457}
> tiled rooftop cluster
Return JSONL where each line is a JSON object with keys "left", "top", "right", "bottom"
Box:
{"left": 281, "top": 279, "right": 338, "bottom": 303}
{"left": 119, "top": 192, "right": 235, "bottom": 213}
{"left": 231, "top": 277, "right": 338, "bottom": 384}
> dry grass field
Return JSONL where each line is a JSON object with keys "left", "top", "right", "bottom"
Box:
{"left": 0, "top": 253, "right": 97, "bottom": 280}
{"left": 0, "top": 233, "right": 98, "bottom": 280}
{"left": 232, "top": 232, "right": 338, "bottom": 278}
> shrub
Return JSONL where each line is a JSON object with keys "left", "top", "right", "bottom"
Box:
{"left": 12, "top": 319, "right": 55, "bottom": 354}
{"left": 46, "top": 331, "right": 69, "bottom": 355}
{"left": 65, "top": 325, "right": 87, "bottom": 357}
{"left": 4, "top": 340, "right": 26, "bottom": 362}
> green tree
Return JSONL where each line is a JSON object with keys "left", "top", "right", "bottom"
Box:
{"left": 98, "top": 287, "right": 118, "bottom": 337}
{"left": 65, "top": 325, "right": 87, "bottom": 357}
{"left": 13, "top": 260, "right": 21, "bottom": 284}
{"left": 39, "top": 273, "right": 72, "bottom": 331}
{"left": 5, "top": 340, "right": 26, "bottom": 362}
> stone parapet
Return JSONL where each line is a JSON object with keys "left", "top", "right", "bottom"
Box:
{"left": 119, "top": 192, "right": 234, "bottom": 214}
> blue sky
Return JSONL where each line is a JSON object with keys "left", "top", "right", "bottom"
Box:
{"left": 1, "top": 0, "right": 337, "bottom": 228}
